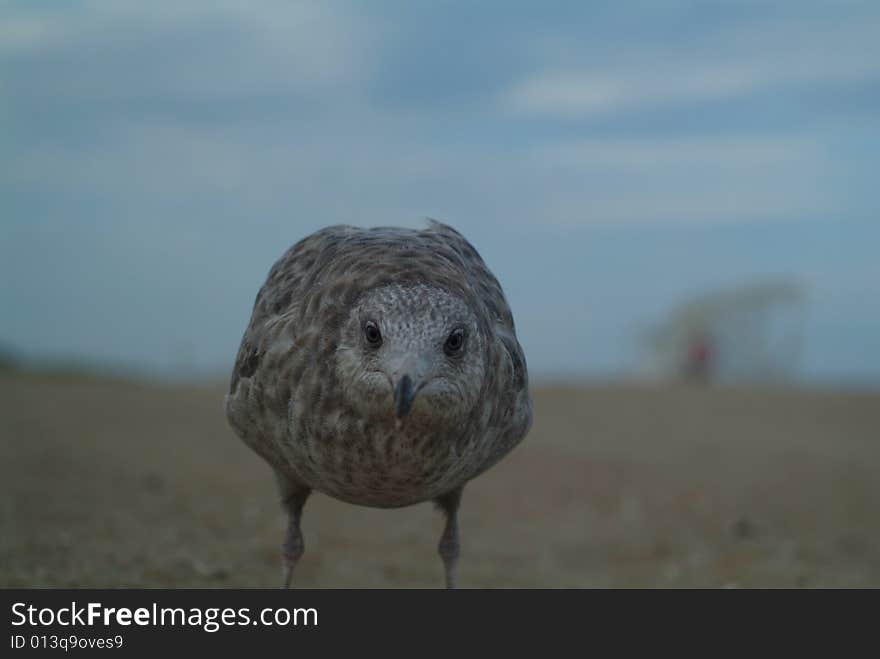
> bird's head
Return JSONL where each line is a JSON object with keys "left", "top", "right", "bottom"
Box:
{"left": 335, "top": 283, "right": 487, "bottom": 426}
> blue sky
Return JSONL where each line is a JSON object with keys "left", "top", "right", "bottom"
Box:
{"left": 1, "top": 1, "right": 879, "bottom": 384}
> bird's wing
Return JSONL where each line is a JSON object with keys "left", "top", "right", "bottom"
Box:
{"left": 225, "top": 225, "right": 359, "bottom": 462}
{"left": 228, "top": 226, "right": 345, "bottom": 393}
{"left": 424, "top": 219, "right": 516, "bottom": 331}
{"left": 424, "top": 220, "right": 533, "bottom": 473}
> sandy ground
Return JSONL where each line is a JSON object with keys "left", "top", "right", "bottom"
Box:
{"left": 1, "top": 371, "right": 878, "bottom": 588}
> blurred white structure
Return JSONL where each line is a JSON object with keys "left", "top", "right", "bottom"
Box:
{"left": 642, "top": 279, "right": 807, "bottom": 383}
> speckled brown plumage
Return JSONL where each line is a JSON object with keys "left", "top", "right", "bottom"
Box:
{"left": 224, "top": 220, "right": 532, "bottom": 588}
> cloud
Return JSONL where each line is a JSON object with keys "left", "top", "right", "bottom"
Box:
{"left": 501, "top": 13, "right": 880, "bottom": 118}
{"left": 0, "top": 112, "right": 841, "bottom": 231}
{"left": 530, "top": 136, "right": 820, "bottom": 169}
{"left": 519, "top": 136, "right": 833, "bottom": 225}
{"left": 1, "top": 1, "right": 381, "bottom": 103}
{"left": 0, "top": 14, "right": 57, "bottom": 54}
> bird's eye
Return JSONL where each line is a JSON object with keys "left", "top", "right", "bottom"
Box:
{"left": 363, "top": 320, "right": 382, "bottom": 347}
{"left": 444, "top": 328, "right": 466, "bottom": 356}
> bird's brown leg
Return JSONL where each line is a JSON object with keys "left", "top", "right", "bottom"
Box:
{"left": 434, "top": 487, "right": 463, "bottom": 589}
{"left": 277, "top": 474, "right": 311, "bottom": 589}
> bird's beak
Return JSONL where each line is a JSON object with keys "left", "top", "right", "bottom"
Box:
{"left": 389, "top": 354, "right": 428, "bottom": 419}
{"left": 393, "top": 374, "right": 417, "bottom": 418}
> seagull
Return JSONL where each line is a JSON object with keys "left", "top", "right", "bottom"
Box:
{"left": 224, "top": 220, "right": 532, "bottom": 588}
